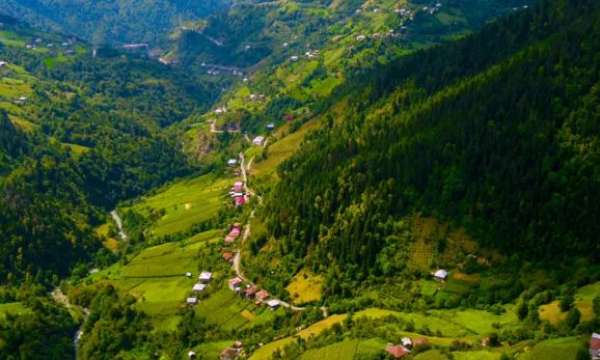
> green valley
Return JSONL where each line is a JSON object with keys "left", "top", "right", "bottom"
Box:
{"left": 0, "top": 0, "right": 599, "bottom": 359}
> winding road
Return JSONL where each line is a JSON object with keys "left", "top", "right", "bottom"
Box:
{"left": 232, "top": 153, "right": 305, "bottom": 311}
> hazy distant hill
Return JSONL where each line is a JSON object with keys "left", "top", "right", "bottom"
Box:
{"left": 0, "top": 0, "right": 229, "bottom": 46}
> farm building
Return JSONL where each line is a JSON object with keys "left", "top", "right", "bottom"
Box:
{"left": 223, "top": 252, "right": 234, "bottom": 263}
{"left": 255, "top": 290, "right": 269, "bottom": 302}
{"left": 433, "top": 269, "right": 448, "bottom": 281}
{"left": 192, "top": 283, "right": 206, "bottom": 292}
{"left": 266, "top": 299, "right": 280, "bottom": 309}
{"left": 198, "top": 271, "right": 212, "bottom": 282}
{"left": 229, "top": 277, "right": 243, "bottom": 291}
{"left": 591, "top": 333, "right": 600, "bottom": 360}
{"left": 186, "top": 297, "right": 198, "bottom": 305}
{"left": 385, "top": 344, "right": 410, "bottom": 358}
{"left": 252, "top": 136, "right": 265, "bottom": 146}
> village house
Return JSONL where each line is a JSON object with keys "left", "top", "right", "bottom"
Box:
{"left": 186, "top": 297, "right": 198, "bottom": 306}
{"left": 0, "top": 61, "right": 7, "bottom": 68}
{"left": 266, "top": 123, "right": 275, "bottom": 131}
{"left": 252, "top": 136, "right": 265, "bottom": 146}
{"left": 199, "top": 271, "right": 212, "bottom": 282}
{"left": 401, "top": 337, "right": 412, "bottom": 348}
{"left": 228, "top": 277, "right": 243, "bottom": 291}
{"left": 234, "top": 195, "right": 246, "bottom": 207}
{"left": 290, "top": 55, "right": 299, "bottom": 62}
{"left": 591, "top": 333, "right": 600, "bottom": 360}
{"left": 227, "top": 158, "right": 238, "bottom": 166}
{"left": 14, "top": 96, "right": 27, "bottom": 105}
{"left": 255, "top": 289, "right": 269, "bottom": 302}
{"left": 223, "top": 251, "right": 234, "bottom": 263}
{"left": 244, "top": 285, "right": 258, "bottom": 299}
{"left": 188, "top": 350, "right": 196, "bottom": 359}
{"left": 192, "top": 283, "right": 206, "bottom": 292}
{"left": 185, "top": 272, "right": 192, "bottom": 278}
{"left": 232, "top": 181, "right": 244, "bottom": 193}
{"left": 266, "top": 299, "right": 280, "bottom": 310}
{"left": 385, "top": 344, "right": 410, "bottom": 359}
{"left": 220, "top": 341, "right": 243, "bottom": 360}
{"left": 433, "top": 269, "right": 448, "bottom": 281}
{"left": 225, "top": 224, "right": 242, "bottom": 244}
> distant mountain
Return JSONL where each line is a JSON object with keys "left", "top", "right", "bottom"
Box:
{"left": 0, "top": 0, "right": 229, "bottom": 46}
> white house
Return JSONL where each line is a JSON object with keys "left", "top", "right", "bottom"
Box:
{"left": 0, "top": 61, "right": 7, "bottom": 68}
{"left": 266, "top": 299, "right": 280, "bottom": 309}
{"left": 401, "top": 337, "right": 412, "bottom": 348}
{"left": 199, "top": 271, "right": 213, "bottom": 282}
{"left": 186, "top": 297, "right": 198, "bottom": 305}
{"left": 253, "top": 136, "right": 265, "bottom": 146}
{"left": 433, "top": 269, "right": 448, "bottom": 281}
{"left": 192, "top": 283, "right": 206, "bottom": 292}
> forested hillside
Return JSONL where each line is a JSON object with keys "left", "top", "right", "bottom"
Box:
{"left": 0, "top": 0, "right": 228, "bottom": 46}
{"left": 172, "top": 0, "right": 527, "bottom": 70}
{"left": 0, "top": 17, "right": 219, "bottom": 284}
{"left": 262, "top": 0, "right": 600, "bottom": 284}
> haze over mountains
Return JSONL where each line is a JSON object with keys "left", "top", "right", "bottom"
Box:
{"left": 0, "top": 0, "right": 598, "bottom": 359}
{"left": 0, "top": 0, "right": 229, "bottom": 45}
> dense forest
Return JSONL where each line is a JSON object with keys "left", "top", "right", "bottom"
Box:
{"left": 264, "top": 0, "right": 600, "bottom": 281}
{"left": 0, "top": 0, "right": 228, "bottom": 45}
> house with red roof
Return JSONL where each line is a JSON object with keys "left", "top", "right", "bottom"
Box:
{"left": 255, "top": 289, "right": 270, "bottom": 302}
{"left": 385, "top": 344, "right": 410, "bottom": 359}
{"left": 591, "top": 333, "right": 600, "bottom": 360}
{"left": 234, "top": 195, "right": 246, "bottom": 207}
{"left": 223, "top": 252, "right": 234, "bottom": 263}
{"left": 225, "top": 224, "right": 242, "bottom": 243}
{"left": 228, "top": 277, "right": 243, "bottom": 291}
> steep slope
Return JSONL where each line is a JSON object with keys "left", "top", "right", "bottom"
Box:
{"left": 260, "top": 0, "right": 600, "bottom": 283}
{"left": 0, "top": 0, "right": 228, "bottom": 46}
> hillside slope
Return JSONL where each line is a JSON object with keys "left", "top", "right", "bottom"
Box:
{"left": 261, "top": 0, "right": 600, "bottom": 281}
{"left": 0, "top": 15, "right": 219, "bottom": 284}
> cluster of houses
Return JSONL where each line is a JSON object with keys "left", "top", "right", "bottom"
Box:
{"left": 228, "top": 277, "right": 281, "bottom": 310}
{"left": 422, "top": 3, "right": 443, "bottom": 15}
{"left": 248, "top": 93, "right": 266, "bottom": 102}
{"left": 25, "top": 37, "right": 77, "bottom": 55}
{"left": 289, "top": 49, "right": 320, "bottom": 63}
{"left": 185, "top": 271, "right": 213, "bottom": 306}
{"left": 385, "top": 337, "right": 428, "bottom": 358}
{"left": 229, "top": 181, "right": 247, "bottom": 207}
